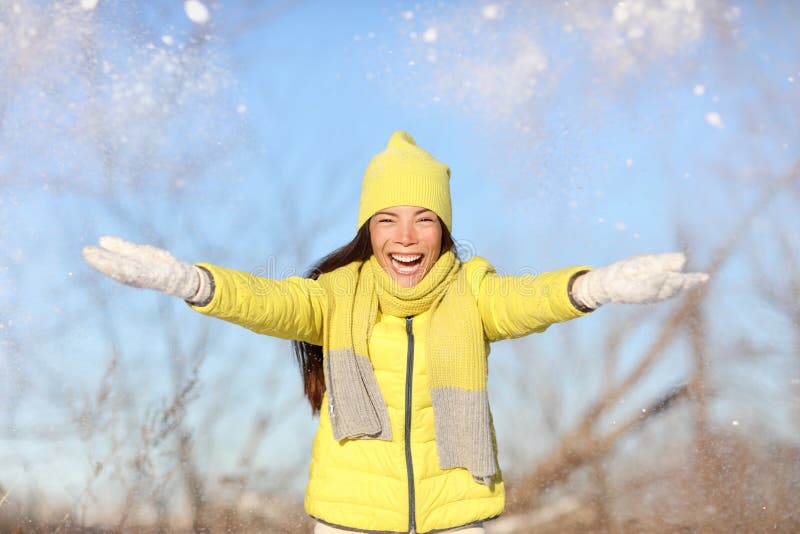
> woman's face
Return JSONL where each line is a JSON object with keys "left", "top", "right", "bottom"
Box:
{"left": 369, "top": 205, "right": 443, "bottom": 288}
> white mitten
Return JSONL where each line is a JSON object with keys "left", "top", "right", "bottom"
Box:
{"left": 571, "top": 252, "right": 709, "bottom": 309}
{"left": 82, "top": 236, "right": 212, "bottom": 303}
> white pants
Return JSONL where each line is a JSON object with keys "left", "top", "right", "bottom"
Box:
{"left": 314, "top": 521, "right": 486, "bottom": 534}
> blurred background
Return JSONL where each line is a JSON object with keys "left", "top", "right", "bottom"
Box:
{"left": 1, "top": 1, "right": 798, "bottom": 532}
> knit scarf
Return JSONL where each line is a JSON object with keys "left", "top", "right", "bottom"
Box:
{"left": 317, "top": 250, "right": 498, "bottom": 484}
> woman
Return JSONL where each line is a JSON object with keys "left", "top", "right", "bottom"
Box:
{"left": 83, "top": 131, "right": 708, "bottom": 533}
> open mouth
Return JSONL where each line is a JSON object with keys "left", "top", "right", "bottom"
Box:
{"left": 389, "top": 253, "right": 424, "bottom": 274}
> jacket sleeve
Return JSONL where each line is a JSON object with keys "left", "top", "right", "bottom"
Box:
{"left": 187, "top": 262, "right": 326, "bottom": 346}
{"left": 466, "top": 258, "right": 593, "bottom": 342}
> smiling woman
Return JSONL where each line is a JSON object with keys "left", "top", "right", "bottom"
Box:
{"left": 82, "top": 130, "right": 708, "bottom": 533}
{"left": 369, "top": 207, "right": 442, "bottom": 288}
{"left": 364, "top": 132, "right": 449, "bottom": 289}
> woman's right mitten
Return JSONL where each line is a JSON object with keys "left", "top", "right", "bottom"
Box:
{"left": 82, "top": 236, "right": 211, "bottom": 302}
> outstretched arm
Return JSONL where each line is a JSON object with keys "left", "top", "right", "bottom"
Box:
{"left": 467, "top": 258, "right": 593, "bottom": 342}
{"left": 82, "top": 236, "right": 325, "bottom": 344}
{"left": 471, "top": 252, "right": 708, "bottom": 342}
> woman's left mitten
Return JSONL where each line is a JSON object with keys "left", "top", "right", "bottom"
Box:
{"left": 571, "top": 252, "right": 709, "bottom": 309}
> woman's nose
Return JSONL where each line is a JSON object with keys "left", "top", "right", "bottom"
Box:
{"left": 395, "top": 222, "right": 417, "bottom": 245}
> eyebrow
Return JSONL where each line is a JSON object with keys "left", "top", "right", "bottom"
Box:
{"left": 374, "top": 208, "right": 435, "bottom": 217}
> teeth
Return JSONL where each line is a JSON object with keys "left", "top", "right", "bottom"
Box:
{"left": 389, "top": 254, "right": 423, "bottom": 275}
{"left": 390, "top": 254, "right": 422, "bottom": 262}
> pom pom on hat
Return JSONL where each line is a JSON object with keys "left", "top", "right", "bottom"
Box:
{"left": 357, "top": 130, "right": 452, "bottom": 231}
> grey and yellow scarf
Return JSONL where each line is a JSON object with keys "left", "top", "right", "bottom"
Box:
{"left": 317, "top": 250, "right": 498, "bottom": 484}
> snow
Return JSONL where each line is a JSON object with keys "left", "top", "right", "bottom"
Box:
{"left": 0, "top": 0, "right": 233, "bottom": 198}
{"left": 613, "top": 2, "right": 632, "bottom": 24}
{"left": 567, "top": 0, "right": 712, "bottom": 77}
{"left": 184, "top": 0, "right": 210, "bottom": 25}
{"left": 392, "top": 1, "right": 734, "bottom": 126}
{"left": 3, "top": 2, "right": 797, "bottom": 528}
{"left": 80, "top": 0, "right": 99, "bottom": 10}
{"left": 705, "top": 111, "right": 724, "bottom": 128}
{"left": 408, "top": 7, "right": 549, "bottom": 116}
{"left": 482, "top": 4, "right": 502, "bottom": 21}
{"left": 725, "top": 5, "right": 742, "bottom": 22}
{"left": 422, "top": 27, "right": 438, "bottom": 43}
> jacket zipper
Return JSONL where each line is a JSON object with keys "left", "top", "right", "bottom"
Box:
{"left": 404, "top": 316, "right": 416, "bottom": 534}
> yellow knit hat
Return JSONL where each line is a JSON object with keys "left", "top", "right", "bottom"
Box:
{"left": 357, "top": 130, "right": 452, "bottom": 231}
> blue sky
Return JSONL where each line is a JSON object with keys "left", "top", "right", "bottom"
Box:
{"left": 1, "top": 0, "right": 799, "bottom": 518}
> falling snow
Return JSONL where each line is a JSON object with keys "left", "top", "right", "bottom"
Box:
{"left": 184, "top": 0, "right": 210, "bottom": 25}
{"left": 706, "top": 111, "right": 724, "bottom": 128}
{"left": 2, "top": 2, "right": 798, "bottom": 531}
{"left": 422, "top": 27, "right": 438, "bottom": 43}
{"left": 482, "top": 4, "right": 502, "bottom": 21}
{"left": 568, "top": 0, "right": 712, "bottom": 76}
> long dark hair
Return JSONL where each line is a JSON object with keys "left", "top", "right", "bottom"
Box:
{"left": 293, "top": 219, "right": 456, "bottom": 414}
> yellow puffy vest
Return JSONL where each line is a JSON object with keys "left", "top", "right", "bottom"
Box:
{"left": 306, "top": 309, "right": 503, "bottom": 532}
{"left": 190, "top": 258, "right": 590, "bottom": 532}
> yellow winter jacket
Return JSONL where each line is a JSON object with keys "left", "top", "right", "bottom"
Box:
{"left": 190, "top": 257, "right": 590, "bottom": 533}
